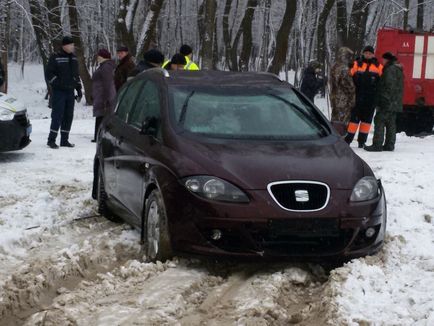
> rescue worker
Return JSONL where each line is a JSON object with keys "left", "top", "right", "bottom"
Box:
{"left": 166, "top": 54, "right": 187, "bottom": 71}
{"left": 345, "top": 46, "right": 383, "bottom": 148}
{"left": 114, "top": 46, "right": 135, "bottom": 92}
{"left": 91, "top": 49, "right": 116, "bottom": 143}
{"left": 45, "top": 36, "right": 82, "bottom": 149}
{"left": 365, "top": 52, "right": 403, "bottom": 152}
{"left": 0, "top": 58, "right": 4, "bottom": 89}
{"left": 300, "top": 60, "right": 324, "bottom": 103}
{"left": 330, "top": 47, "right": 355, "bottom": 124}
{"left": 163, "top": 44, "right": 199, "bottom": 70}
{"left": 131, "top": 49, "right": 165, "bottom": 76}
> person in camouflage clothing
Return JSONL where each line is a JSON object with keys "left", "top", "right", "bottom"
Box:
{"left": 365, "top": 52, "right": 403, "bottom": 152}
{"left": 330, "top": 47, "right": 355, "bottom": 125}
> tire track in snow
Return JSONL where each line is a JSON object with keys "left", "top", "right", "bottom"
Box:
{"left": 0, "top": 217, "right": 141, "bottom": 325}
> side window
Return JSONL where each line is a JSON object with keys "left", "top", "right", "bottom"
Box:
{"left": 129, "top": 81, "right": 161, "bottom": 128}
{"left": 115, "top": 80, "right": 146, "bottom": 122}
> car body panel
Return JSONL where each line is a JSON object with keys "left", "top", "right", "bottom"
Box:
{"left": 94, "top": 69, "right": 386, "bottom": 261}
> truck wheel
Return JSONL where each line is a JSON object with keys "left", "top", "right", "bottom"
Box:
{"left": 143, "top": 189, "right": 173, "bottom": 262}
{"left": 97, "top": 169, "right": 122, "bottom": 223}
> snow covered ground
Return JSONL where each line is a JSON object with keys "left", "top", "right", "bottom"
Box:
{"left": 0, "top": 64, "right": 434, "bottom": 325}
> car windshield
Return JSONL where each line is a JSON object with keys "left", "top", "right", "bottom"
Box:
{"left": 169, "top": 86, "right": 329, "bottom": 140}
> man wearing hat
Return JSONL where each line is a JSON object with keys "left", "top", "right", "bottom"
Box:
{"left": 114, "top": 46, "right": 136, "bottom": 92}
{"left": 162, "top": 44, "right": 200, "bottom": 71}
{"left": 45, "top": 36, "right": 82, "bottom": 149}
{"left": 345, "top": 45, "right": 383, "bottom": 148}
{"left": 365, "top": 52, "right": 403, "bottom": 152}
{"left": 131, "top": 49, "right": 165, "bottom": 76}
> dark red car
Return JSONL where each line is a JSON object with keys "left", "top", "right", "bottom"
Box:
{"left": 93, "top": 69, "right": 386, "bottom": 262}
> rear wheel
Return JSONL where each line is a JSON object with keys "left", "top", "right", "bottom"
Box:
{"left": 143, "top": 189, "right": 173, "bottom": 262}
{"left": 97, "top": 168, "right": 122, "bottom": 223}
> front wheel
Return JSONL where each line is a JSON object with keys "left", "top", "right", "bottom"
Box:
{"left": 143, "top": 189, "right": 173, "bottom": 262}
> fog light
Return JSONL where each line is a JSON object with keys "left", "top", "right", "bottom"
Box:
{"left": 211, "top": 229, "right": 222, "bottom": 240}
{"left": 365, "top": 227, "right": 376, "bottom": 238}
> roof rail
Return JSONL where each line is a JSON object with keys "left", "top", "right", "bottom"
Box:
{"left": 255, "top": 72, "right": 283, "bottom": 82}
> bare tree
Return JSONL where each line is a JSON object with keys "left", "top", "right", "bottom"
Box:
{"left": 268, "top": 0, "right": 297, "bottom": 75}
{"left": 200, "top": 0, "right": 217, "bottom": 70}
{"left": 66, "top": 0, "right": 92, "bottom": 104}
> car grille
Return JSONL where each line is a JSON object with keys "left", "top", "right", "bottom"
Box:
{"left": 268, "top": 181, "right": 329, "bottom": 211}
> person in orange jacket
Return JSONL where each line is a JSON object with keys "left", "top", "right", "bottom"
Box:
{"left": 345, "top": 46, "right": 383, "bottom": 148}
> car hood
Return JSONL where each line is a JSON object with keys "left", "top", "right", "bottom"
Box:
{"left": 171, "top": 134, "right": 365, "bottom": 190}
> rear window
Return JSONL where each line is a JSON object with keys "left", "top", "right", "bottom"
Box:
{"left": 169, "top": 86, "right": 328, "bottom": 140}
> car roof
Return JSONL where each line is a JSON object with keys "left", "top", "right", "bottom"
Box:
{"left": 139, "top": 69, "right": 290, "bottom": 87}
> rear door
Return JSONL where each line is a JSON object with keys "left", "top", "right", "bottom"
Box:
{"left": 115, "top": 78, "right": 163, "bottom": 226}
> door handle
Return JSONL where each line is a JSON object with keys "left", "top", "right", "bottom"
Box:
{"left": 139, "top": 162, "right": 150, "bottom": 174}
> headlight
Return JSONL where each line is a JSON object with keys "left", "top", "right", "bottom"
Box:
{"left": 0, "top": 109, "right": 15, "bottom": 121}
{"left": 350, "top": 177, "right": 379, "bottom": 202}
{"left": 183, "top": 176, "right": 249, "bottom": 203}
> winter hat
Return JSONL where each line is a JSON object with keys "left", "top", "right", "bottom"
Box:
{"left": 362, "top": 45, "right": 375, "bottom": 54}
{"left": 170, "top": 53, "right": 187, "bottom": 65}
{"left": 62, "top": 36, "right": 74, "bottom": 46}
{"left": 97, "top": 49, "right": 111, "bottom": 59}
{"left": 116, "top": 46, "right": 129, "bottom": 52}
{"left": 144, "top": 49, "right": 165, "bottom": 65}
{"left": 382, "top": 51, "right": 397, "bottom": 61}
{"left": 180, "top": 44, "right": 193, "bottom": 56}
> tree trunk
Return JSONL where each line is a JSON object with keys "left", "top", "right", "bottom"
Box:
{"left": 115, "top": 0, "right": 138, "bottom": 55}
{"left": 416, "top": 0, "right": 424, "bottom": 31}
{"left": 0, "top": 0, "right": 11, "bottom": 93}
{"left": 403, "top": 0, "right": 410, "bottom": 29}
{"left": 317, "top": 0, "right": 335, "bottom": 69}
{"left": 45, "top": 0, "right": 63, "bottom": 50}
{"left": 222, "top": 0, "right": 233, "bottom": 70}
{"left": 336, "top": 0, "right": 347, "bottom": 48}
{"left": 137, "top": 0, "right": 165, "bottom": 58}
{"left": 238, "top": 0, "right": 258, "bottom": 71}
{"left": 268, "top": 0, "right": 297, "bottom": 75}
{"left": 66, "top": 0, "right": 93, "bottom": 105}
{"left": 29, "top": 0, "right": 50, "bottom": 67}
{"left": 200, "top": 0, "right": 217, "bottom": 70}
{"left": 347, "top": 0, "right": 370, "bottom": 55}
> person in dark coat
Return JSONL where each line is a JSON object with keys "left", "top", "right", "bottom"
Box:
{"left": 130, "top": 49, "right": 164, "bottom": 77}
{"left": 345, "top": 46, "right": 383, "bottom": 148}
{"left": 300, "top": 61, "right": 324, "bottom": 102}
{"left": 91, "top": 49, "right": 116, "bottom": 143}
{"left": 166, "top": 54, "right": 187, "bottom": 71}
{"left": 114, "top": 46, "right": 135, "bottom": 92}
{"left": 330, "top": 47, "right": 355, "bottom": 125}
{"left": 0, "top": 58, "right": 4, "bottom": 89}
{"left": 45, "top": 36, "right": 82, "bottom": 149}
{"left": 365, "top": 52, "right": 404, "bottom": 152}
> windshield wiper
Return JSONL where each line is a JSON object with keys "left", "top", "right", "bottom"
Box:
{"left": 178, "top": 91, "right": 195, "bottom": 125}
{"left": 266, "top": 93, "right": 328, "bottom": 136}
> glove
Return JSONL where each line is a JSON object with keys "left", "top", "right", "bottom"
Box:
{"left": 75, "top": 88, "right": 83, "bottom": 103}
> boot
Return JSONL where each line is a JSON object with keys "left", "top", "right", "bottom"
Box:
{"left": 383, "top": 145, "right": 395, "bottom": 151}
{"left": 47, "top": 141, "right": 59, "bottom": 149}
{"left": 60, "top": 141, "right": 75, "bottom": 148}
{"left": 364, "top": 144, "right": 383, "bottom": 152}
{"left": 358, "top": 142, "right": 364, "bottom": 148}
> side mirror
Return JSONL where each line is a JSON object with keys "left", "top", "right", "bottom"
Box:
{"left": 140, "top": 116, "right": 159, "bottom": 136}
{"left": 331, "top": 120, "right": 347, "bottom": 137}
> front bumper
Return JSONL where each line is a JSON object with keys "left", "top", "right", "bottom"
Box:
{"left": 0, "top": 111, "right": 31, "bottom": 152}
{"left": 164, "top": 181, "right": 386, "bottom": 262}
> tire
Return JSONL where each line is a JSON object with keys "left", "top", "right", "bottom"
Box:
{"left": 143, "top": 189, "right": 173, "bottom": 262}
{"left": 97, "top": 168, "right": 122, "bottom": 223}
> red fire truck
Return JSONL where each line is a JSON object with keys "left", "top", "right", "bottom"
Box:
{"left": 376, "top": 28, "right": 434, "bottom": 135}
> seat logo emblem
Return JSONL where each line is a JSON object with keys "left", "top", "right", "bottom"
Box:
{"left": 295, "top": 190, "right": 309, "bottom": 202}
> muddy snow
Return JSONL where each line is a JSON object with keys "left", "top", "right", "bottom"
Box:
{"left": 1, "top": 65, "right": 434, "bottom": 325}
